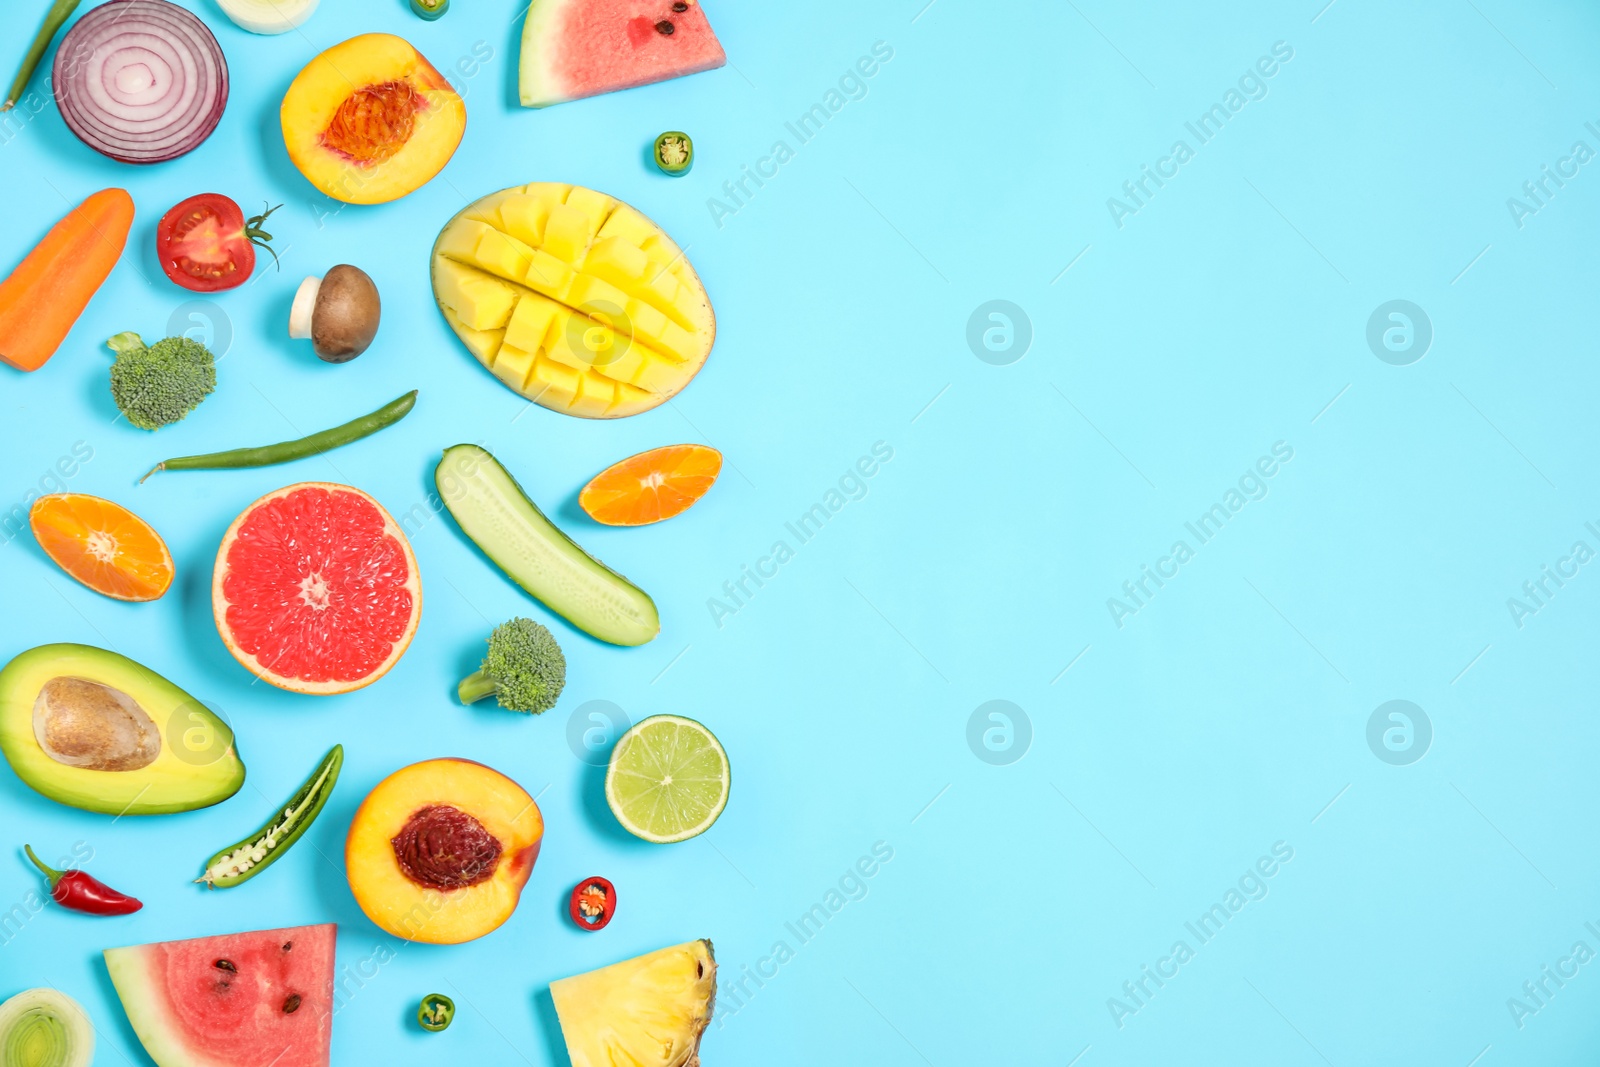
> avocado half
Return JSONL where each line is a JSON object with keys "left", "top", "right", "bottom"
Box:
{"left": 0, "top": 644, "right": 245, "bottom": 815}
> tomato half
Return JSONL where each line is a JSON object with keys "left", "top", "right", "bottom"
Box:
{"left": 155, "top": 194, "right": 280, "bottom": 292}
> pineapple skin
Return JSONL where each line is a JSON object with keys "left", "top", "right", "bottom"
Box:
{"left": 551, "top": 939, "right": 717, "bottom": 1067}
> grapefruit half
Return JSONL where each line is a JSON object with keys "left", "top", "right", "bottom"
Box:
{"left": 213, "top": 483, "right": 421, "bottom": 695}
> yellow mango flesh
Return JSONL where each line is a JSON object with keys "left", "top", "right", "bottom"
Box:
{"left": 431, "top": 183, "right": 715, "bottom": 419}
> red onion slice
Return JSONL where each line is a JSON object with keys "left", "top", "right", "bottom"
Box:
{"left": 53, "top": 0, "right": 228, "bottom": 164}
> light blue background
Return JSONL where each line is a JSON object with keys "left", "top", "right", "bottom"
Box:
{"left": 3, "top": 0, "right": 1600, "bottom": 1063}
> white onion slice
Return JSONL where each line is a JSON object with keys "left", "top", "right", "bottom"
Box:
{"left": 216, "top": 0, "right": 319, "bottom": 35}
{"left": 53, "top": 0, "right": 228, "bottom": 164}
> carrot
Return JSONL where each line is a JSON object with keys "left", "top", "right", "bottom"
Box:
{"left": 0, "top": 188, "right": 134, "bottom": 372}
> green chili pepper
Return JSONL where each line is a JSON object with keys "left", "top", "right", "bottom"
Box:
{"left": 3, "top": 0, "right": 82, "bottom": 112}
{"left": 653, "top": 132, "right": 694, "bottom": 176}
{"left": 141, "top": 390, "right": 416, "bottom": 483}
{"left": 410, "top": 0, "right": 448, "bottom": 19}
{"left": 195, "top": 746, "right": 343, "bottom": 889}
{"left": 418, "top": 993, "right": 454, "bottom": 1032}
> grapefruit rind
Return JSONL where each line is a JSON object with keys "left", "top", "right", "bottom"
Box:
{"left": 211, "top": 482, "right": 422, "bottom": 696}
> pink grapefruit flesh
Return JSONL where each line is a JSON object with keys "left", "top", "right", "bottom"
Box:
{"left": 213, "top": 483, "right": 421, "bottom": 695}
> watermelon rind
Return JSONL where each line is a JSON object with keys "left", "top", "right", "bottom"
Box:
{"left": 105, "top": 924, "right": 336, "bottom": 1067}
{"left": 518, "top": 0, "right": 572, "bottom": 107}
{"left": 106, "top": 945, "right": 208, "bottom": 1067}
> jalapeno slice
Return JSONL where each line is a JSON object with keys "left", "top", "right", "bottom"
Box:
{"left": 418, "top": 993, "right": 455, "bottom": 1032}
{"left": 653, "top": 132, "right": 694, "bottom": 176}
{"left": 568, "top": 876, "right": 617, "bottom": 931}
{"left": 411, "top": 0, "right": 448, "bottom": 19}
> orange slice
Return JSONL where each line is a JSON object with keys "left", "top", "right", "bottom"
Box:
{"left": 30, "top": 494, "right": 175, "bottom": 601}
{"left": 579, "top": 444, "right": 722, "bottom": 526}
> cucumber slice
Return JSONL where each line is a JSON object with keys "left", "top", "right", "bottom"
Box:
{"left": 436, "top": 444, "right": 659, "bottom": 646}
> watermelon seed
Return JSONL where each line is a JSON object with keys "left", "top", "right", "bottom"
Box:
{"left": 283, "top": 941, "right": 293, "bottom": 951}
{"left": 283, "top": 994, "right": 303, "bottom": 1014}
{"left": 215, "top": 959, "right": 236, "bottom": 973}
{"left": 655, "top": 19, "right": 674, "bottom": 34}
{"left": 672, "top": 2, "right": 687, "bottom": 9}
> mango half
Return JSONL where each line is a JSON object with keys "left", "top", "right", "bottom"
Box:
{"left": 0, "top": 644, "right": 245, "bottom": 815}
{"left": 281, "top": 33, "right": 466, "bottom": 205}
{"left": 431, "top": 183, "right": 715, "bottom": 418}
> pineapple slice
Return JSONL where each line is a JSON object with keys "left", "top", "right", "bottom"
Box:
{"left": 550, "top": 940, "right": 717, "bottom": 1067}
{"left": 431, "top": 182, "right": 715, "bottom": 419}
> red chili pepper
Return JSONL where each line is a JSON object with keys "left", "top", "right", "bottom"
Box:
{"left": 25, "top": 845, "right": 142, "bottom": 916}
{"left": 568, "top": 876, "right": 616, "bottom": 931}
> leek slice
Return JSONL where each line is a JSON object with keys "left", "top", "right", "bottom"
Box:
{"left": 0, "top": 989, "right": 93, "bottom": 1067}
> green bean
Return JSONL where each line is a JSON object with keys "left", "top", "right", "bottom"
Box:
{"left": 141, "top": 390, "right": 416, "bottom": 483}
{"left": 3, "top": 0, "right": 81, "bottom": 112}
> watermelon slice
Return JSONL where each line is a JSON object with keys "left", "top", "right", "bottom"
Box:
{"left": 104, "top": 924, "right": 336, "bottom": 1067}
{"left": 519, "top": 0, "right": 726, "bottom": 108}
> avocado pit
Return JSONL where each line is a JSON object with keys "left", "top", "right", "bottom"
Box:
{"left": 391, "top": 804, "right": 502, "bottom": 889}
{"left": 33, "top": 677, "right": 160, "bottom": 772}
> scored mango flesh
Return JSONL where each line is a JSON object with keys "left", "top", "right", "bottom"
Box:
{"left": 431, "top": 183, "right": 715, "bottom": 419}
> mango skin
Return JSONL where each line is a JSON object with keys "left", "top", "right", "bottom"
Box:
{"left": 431, "top": 182, "right": 715, "bottom": 418}
{"left": 281, "top": 33, "right": 466, "bottom": 205}
{"left": 0, "top": 643, "right": 245, "bottom": 815}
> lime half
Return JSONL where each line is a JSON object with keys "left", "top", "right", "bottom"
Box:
{"left": 605, "top": 715, "right": 730, "bottom": 843}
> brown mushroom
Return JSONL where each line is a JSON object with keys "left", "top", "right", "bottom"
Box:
{"left": 288, "top": 264, "right": 381, "bottom": 363}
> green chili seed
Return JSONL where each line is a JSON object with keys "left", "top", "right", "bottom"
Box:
{"left": 418, "top": 994, "right": 454, "bottom": 1032}
{"left": 3, "top": 0, "right": 82, "bottom": 112}
{"left": 142, "top": 391, "right": 416, "bottom": 483}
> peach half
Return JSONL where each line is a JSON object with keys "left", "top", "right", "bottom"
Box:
{"left": 345, "top": 758, "right": 543, "bottom": 944}
{"left": 281, "top": 33, "right": 466, "bottom": 205}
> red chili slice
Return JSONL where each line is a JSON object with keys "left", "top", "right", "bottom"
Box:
{"left": 568, "top": 876, "right": 616, "bottom": 931}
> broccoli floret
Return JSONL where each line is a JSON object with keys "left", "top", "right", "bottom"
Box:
{"left": 458, "top": 617, "right": 566, "bottom": 713}
{"left": 107, "top": 331, "right": 216, "bottom": 430}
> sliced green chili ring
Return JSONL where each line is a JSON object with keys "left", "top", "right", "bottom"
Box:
{"left": 410, "top": 0, "right": 448, "bottom": 19}
{"left": 3, "top": 0, "right": 82, "bottom": 112}
{"left": 196, "top": 745, "right": 343, "bottom": 889}
{"left": 653, "top": 131, "right": 694, "bottom": 176}
{"left": 142, "top": 391, "right": 416, "bottom": 483}
{"left": 418, "top": 993, "right": 454, "bottom": 1032}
